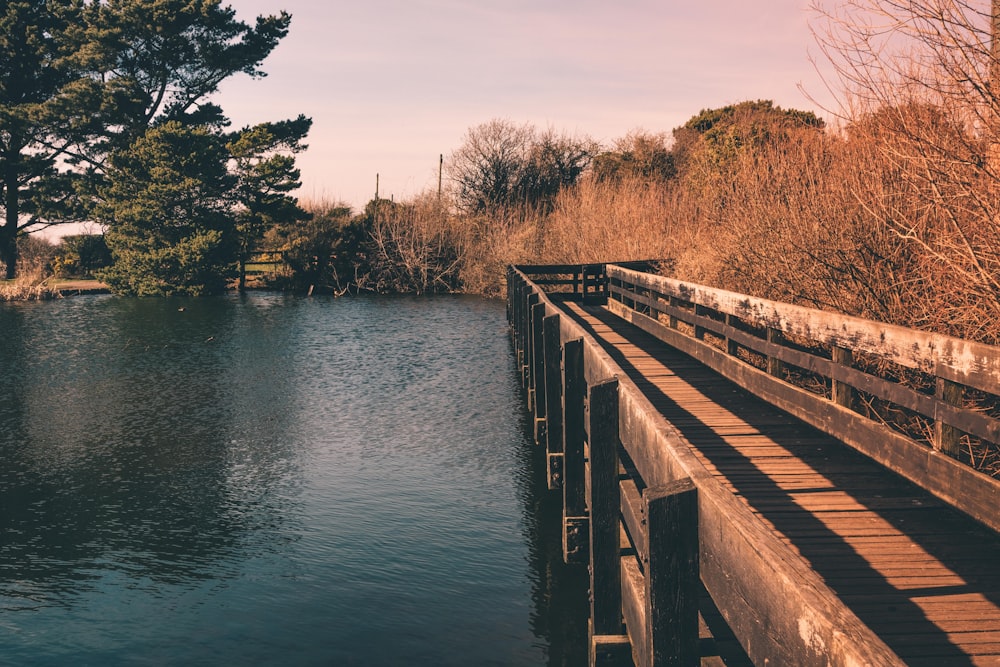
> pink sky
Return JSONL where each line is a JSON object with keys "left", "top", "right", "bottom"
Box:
{"left": 217, "top": 0, "right": 837, "bottom": 211}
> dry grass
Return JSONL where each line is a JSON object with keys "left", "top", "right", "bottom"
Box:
{"left": 0, "top": 270, "right": 61, "bottom": 302}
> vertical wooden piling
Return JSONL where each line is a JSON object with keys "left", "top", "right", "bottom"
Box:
{"left": 525, "top": 292, "right": 539, "bottom": 403}
{"left": 544, "top": 313, "right": 564, "bottom": 488}
{"left": 563, "top": 338, "right": 589, "bottom": 564}
{"left": 589, "top": 378, "right": 624, "bottom": 648}
{"left": 644, "top": 479, "right": 699, "bottom": 667}
{"left": 532, "top": 302, "right": 548, "bottom": 443}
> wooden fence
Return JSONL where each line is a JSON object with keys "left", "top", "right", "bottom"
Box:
{"left": 508, "top": 264, "right": 906, "bottom": 667}
{"left": 606, "top": 264, "right": 1000, "bottom": 535}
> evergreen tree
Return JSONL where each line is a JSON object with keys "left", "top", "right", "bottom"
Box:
{"left": 0, "top": 0, "right": 94, "bottom": 278}
{"left": 98, "top": 122, "right": 235, "bottom": 296}
{"left": 227, "top": 115, "right": 312, "bottom": 291}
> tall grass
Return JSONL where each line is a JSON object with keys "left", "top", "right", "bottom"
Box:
{"left": 0, "top": 269, "right": 61, "bottom": 301}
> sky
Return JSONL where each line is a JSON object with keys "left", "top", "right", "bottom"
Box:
{"left": 215, "top": 0, "right": 839, "bottom": 212}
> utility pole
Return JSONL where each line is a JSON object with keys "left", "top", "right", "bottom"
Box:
{"left": 438, "top": 154, "right": 443, "bottom": 199}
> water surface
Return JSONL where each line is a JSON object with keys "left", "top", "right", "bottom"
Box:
{"left": 0, "top": 293, "right": 587, "bottom": 666}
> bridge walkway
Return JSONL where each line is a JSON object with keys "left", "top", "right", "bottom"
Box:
{"left": 558, "top": 299, "right": 1000, "bottom": 667}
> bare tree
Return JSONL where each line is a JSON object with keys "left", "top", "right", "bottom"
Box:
{"left": 811, "top": 0, "right": 1000, "bottom": 341}
{"left": 446, "top": 119, "right": 596, "bottom": 215}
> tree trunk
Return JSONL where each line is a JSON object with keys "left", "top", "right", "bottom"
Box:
{"left": 2, "top": 163, "right": 19, "bottom": 280}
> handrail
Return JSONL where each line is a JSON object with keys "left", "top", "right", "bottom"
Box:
{"left": 606, "top": 264, "right": 1000, "bottom": 534}
{"left": 507, "top": 265, "right": 904, "bottom": 667}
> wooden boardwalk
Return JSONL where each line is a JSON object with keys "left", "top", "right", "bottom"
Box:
{"left": 560, "top": 298, "right": 1000, "bottom": 666}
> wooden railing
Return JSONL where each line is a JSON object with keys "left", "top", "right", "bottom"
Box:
{"left": 508, "top": 264, "right": 905, "bottom": 667}
{"left": 606, "top": 264, "right": 1000, "bottom": 535}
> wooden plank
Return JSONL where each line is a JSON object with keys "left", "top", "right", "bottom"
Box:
{"left": 544, "top": 313, "right": 565, "bottom": 488}
{"left": 606, "top": 298, "right": 1000, "bottom": 535}
{"left": 608, "top": 264, "right": 1000, "bottom": 396}
{"left": 622, "top": 555, "right": 648, "bottom": 666}
{"left": 621, "top": 479, "right": 646, "bottom": 564}
{"left": 524, "top": 291, "right": 539, "bottom": 395}
{"left": 559, "top": 300, "right": 906, "bottom": 667}
{"left": 617, "top": 283, "right": 1000, "bottom": 444}
{"left": 521, "top": 276, "right": 914, "bottom": 666}
{"left": 563, "top": 337, "right": 590, "bottom": 565}
{"left": 590, "top": 378, "right": 623, "bottom": 636}
{"left": 645, "top": 479, "right": 699, "bottom": 667}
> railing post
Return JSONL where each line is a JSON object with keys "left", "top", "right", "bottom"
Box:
{"left": 766, "top": 327, "right": 784, "bottom": 379}
{"left": 725, "top": 314, "right": 740, "bottom": 356}
{"left": 544, "top": 313, "right": 564, "bottom": 489}
{"left": 693, "top": 305, "right": 708, "bottom": 340}
{"left": 524, "top": 291, "right": 539, "bottom": 399}
{"left": 531, "top": 302, "right": 547, "bottom": 443}
{"left": 935, "top": 377, "right": 964, "bottom": 458}
{"left": 589, "top": 378, "right": 629, "bottom": 666}
{"left": 644, "top": 479, "right": 699, "bottom": 667}
{"left": 831, "top": 345, "right": 854, "bottom": 410}
{"left": 668, "top": 297, "right": 679, "bottom": 330}
{"left": 563, "top": 338, "right": 589, "bottom": 565}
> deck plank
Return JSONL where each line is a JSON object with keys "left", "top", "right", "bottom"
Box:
{"left": 558, "top": 300, "right": 1000, "bottom": 667}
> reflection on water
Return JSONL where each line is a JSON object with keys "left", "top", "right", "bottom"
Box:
{"left": 0, "top": 293, "right": 587, "bottom": 666}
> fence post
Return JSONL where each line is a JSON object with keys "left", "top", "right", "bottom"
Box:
{"left": 563, "top": 338, "right": 589, "bottom": 564}
{"left": 589, "top": 378, "right": 629, "bottom": 665}
{"left": 725, "top": 314, "right": 740, "bottom": 356}
{"left": 544, "top": 313, "right": 564, "bottom": 489}
{"left": 693, "top": 305, "right": 708, "bottom": 341}
{"left": 532, "top": 302, "right": 548, "bottom": 444}
{"left": 524, "top": 291, "right": 539, "bottom": 400}
{"left": 935, "top": 377, "right": 964, "bottom": 458}
{"left": 831, "top": 346, "right": 854, "bottom": 410}
{"left": 766, "top": 327, "right": 784, "bottom": 379}
{"left": 644, "top": 479, "right": 699, "bottom": 667}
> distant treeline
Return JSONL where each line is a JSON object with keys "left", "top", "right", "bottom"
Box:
{"left": 9, "top": 1, "right": 1000, "bottom": 348}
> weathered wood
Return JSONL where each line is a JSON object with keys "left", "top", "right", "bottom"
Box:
{"left": 610, "top": 265, "right": 1000, "bottom": 396}
{"left": 532, "top": 302, "right": 547, "bottom": 426}
{"left": 511, "top": 269, "right": 907, "bottom": 667}
{"left": 935, "top": 377, "right": 963, "bottom": 458}
{"left": 725, "top": 314, "right": 740, "bottom": 356}
{"left": 544, "top": 313, "right": 565, "bottom": 488}
{"left": 524, "top": 291, "right": 539, "bottom": 393}
{"left": 766, "top": 327, "right": 784, "bottom": 378}
{"left": 607, "top": 297, "right": 1000, "bottom": 536}
{"left": 693, "top": 305, "right": 708, "bottom": 341}
{"left": 620, "top": 479, "right": 646, "bottom": 565}
{"left": 564, "top": 337, "right": 589, "bottom": 564}
{"left": 831, "top": 346, "right": 854, "bottom": 410}
{"left": 590, "top": 378, "right": 623, "bottom": 636}
{"left": 621, "top": 555, "right": 648, "bottom": 665}
{"left": 591, "top": 630, "right": 634, "bottom": 667}
{"left": 645, "top": 479, "right": 698, "bottom": 667}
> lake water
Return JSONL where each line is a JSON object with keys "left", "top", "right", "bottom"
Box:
{"left": 0, "top": 293, "right": 588, "bottom": 666}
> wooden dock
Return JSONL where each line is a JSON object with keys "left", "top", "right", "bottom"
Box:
{"left": 508, "top": 263, "right": 1000, "bottom": 667}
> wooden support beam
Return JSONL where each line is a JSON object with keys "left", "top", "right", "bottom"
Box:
{"left": 725, "top": 314, "right": 740, "bottom": 357}
{"left": 590, "top": 378, "right": 623, "bottom": 637}
{"left": 563, "top": 338, "right": 589, "bottom": 564}
{"left": 935, "top": 377, "right": 964, "bottom": 458}
{"left": 644, "top": 479, "right": 698, "bottom": 667}
{"left": 831, "top": 345, "right": 854, "bottom": 410}
{"left": 544, "top": 313, "right": 564, "bottom": 488}
{"left": 525, "top": 292, "right": 539, "bottom": 405}
{"left": 592, "top": 632, "right": 634, "bottom": 667}
{"left": 766, "top": 327, "right": 784, "bottom": 379}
